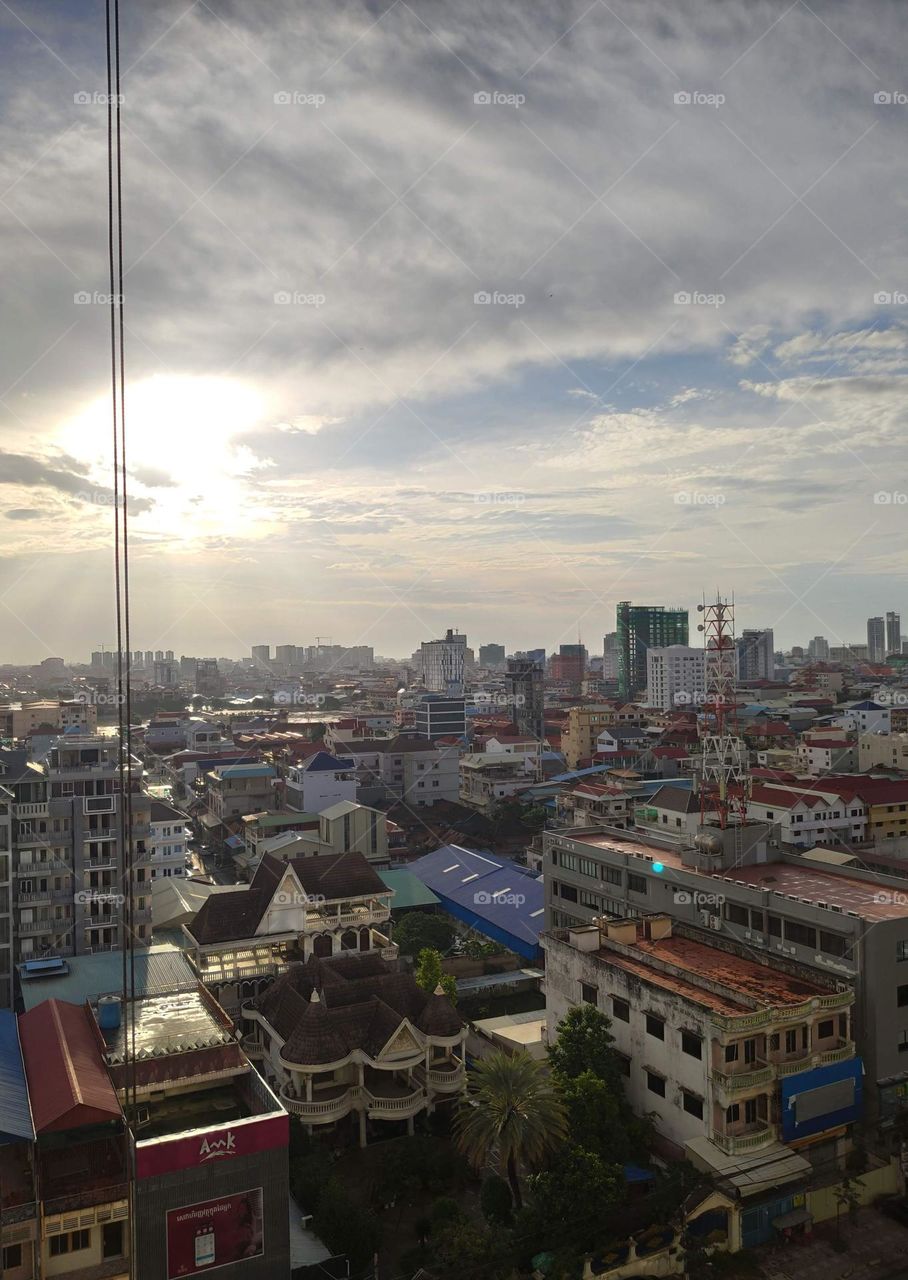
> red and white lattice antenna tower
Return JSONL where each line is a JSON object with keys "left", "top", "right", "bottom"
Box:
{"left": 696, "top": 593, "right": 749, "bottom": 829}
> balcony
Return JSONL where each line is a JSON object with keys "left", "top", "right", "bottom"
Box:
{"left": 16, "top": 858, "right": 66, "bottom": 875}
{"left": 17, "top": 888, "right": 72, "bottom": 904}
{"left": 280, "top": 1083, "right": 359, "bottom": 1122}
{"left": 712, "top": 1124, "right": 773, "bottom": 1154}
{"left": 14, "top": 803, "right": 48, "bottom": 818}
{"left": 18, "top": 918, "right": 66, "bottom": 935}
{"left": 366, "top": 1083, "right": 426, "bottom": 1119}
{"left": 711, "top": 1064, "right": 774, "bottom": 1093}
{"left": 416, "top": 1060, "right": 466, "bottom": 1093}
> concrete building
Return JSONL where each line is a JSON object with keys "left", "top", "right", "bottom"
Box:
{"left": 505, "top": 658, "right": 545, "bottom": 744}
{"left": 549, "top": 645, "right": 587, "bottom": 686}
{"left": 888, "top": 612, "right": 902, "bottom": 657}
{"left": 459, "top": 752, "right": 537, "bottom": 810}
{"left": 796, "top": 735, "right": 856, "bottom": 775}
{"left": 603, "top": 632, "right": 620, "bottom": 681}
{"left": 148, "top": 799, "right": 187, "bottom": 879}
{"left": 836, "top": 700, "right": 890, "bottom": 735}
{"left": 545, "top": 915, "right": 858, "bottom": 1160}
{"left": 617, "top": 602, "right": 689, "bottom": 698}
{"left": 3, "top": 737, "right": 151, "bottom": 966}
{"left": 414, "top": 695, "right": 466, "bottom": 741}
{"left": 868, "top": 617, "right": 886, "bottom": 663}
{"left": 858, "top": 730, "right": 908, "bottom": 771}
{"left": 808, "top": 636, "right": 830, "bottom": 661}
{"left": 562, "top": 705, "right": 640, "bottom": 770}
{"left": 646, "top": 645, "right": 706, "bottom": 710}
{"left": 244, "top": 951, "right": 465, "bottom": 1147}
{"left": 543, "top": 823, "right": 908, "bottom": 1122}
{"left": 205, "top": 763, "right": 278, "bottom": 824}
{"left": 0, "top": 701, "right": 98, "bottom": 739}
{"left": 251, "top": 645, "right": 272, "bottom": 669}
{"left": 284, "top": 751, "right": 356, "bottom": 815}
{"left": 417, "top": 629, "right": 467, "bottom": 697}
{"left": 0, "top": 790, "right": 11, "bottom": 1008}
{"left": 478, "top": 643, "right": 506, "bottom": 669}
{"left": 737, "top": 629, "right": 774, "bottom": 683}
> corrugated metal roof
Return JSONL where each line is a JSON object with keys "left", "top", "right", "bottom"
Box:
{"left": 19, "top": 944, "right": 196, "bottom": 1011}
{"left": 18, "top": 1000, "right": 121, "bottom": 1134}
{"left": 0, "top": 1008, "right": 34, "bottom": 1144}
{"left": 379, "top": 869, "right": 440, "bottom": 910}
{"left": 409, "top": 844, "right": 544, "bottom": 960}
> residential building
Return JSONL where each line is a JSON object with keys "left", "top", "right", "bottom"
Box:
{"left": 0, "top": 701, "right": 98, "bottom": 739}
{"left": 549, "top": 645, "right": 587, "bottom": 686}
{"left": 459, "top": 752, "right": 537, "bottom": 811}
{"left": 545, "top": 915, "right": 858, "bottom": 1159}
{"left": 205, "top": 763, "right": 278, "bottom": 823}
{"left": 323, "top": 733, "right": 461, "bottom": 807}
{"left": 646, "top": 645, "right": 706, "bottom": 710}
{"left": 796, "top": 734, "right": 856, "bottom": 775}
{"left": 562, "top": 705, "right": 637, "bottom": 770}
{"left": 542, "top": 824, "right": 908, "bottom": 1122}
{"left": 152, "top": 659, "right": 179, "bottom": 686}
{"left": 0, "top": 1008, "right": 34, "bottom": 1277}
{"left": 505, "top": 658, "right": 545, "bottom": 744}
{"left": 737, "top": 629, "right": 774, "bottom": 682}
{"left": 858, "top": 731, "right": 908, "bottom": 772}
{"left": 617, "top": 602, "right": 689, "bottom": 698}
{"left": 183, "top": 850, "right": 396, "bottom": 1014}
{"left": 317, "top": 801, "right": 390, "bottom": 867}
{"left": 417, "top": 629, "right": 467, "bottom": 696}
{"left": 868, "top": 617, "right": 886, "bottom": 663}
{"left": 243, "top": 950, "right": 465, "bottom": 1146}
{"left": 251, "top": 645, "right": 272, "bottom": 669}
{"left": 632, "top": 784, "right": 700, "bottom": 841}
{"left": 808, "top": 637, "right": 830, "bottom": 661}
{"left": 5, "top": 737, "right": 151, "bottom": 965}
{"left": 413, "top": 695, "right": 466, "bottom": 741}
{"left": 284, "top": 751, "right": 356, "bottom": 815}
{"left": 18, "top": 999, "right": 130, "bottom": 1280}
{"left": 0, "top": 790, "right": 11, "bottom": 1008}
{"left": 478, "top": 643, "right": 506, "bottom": 669}
{"left": 836, "top": 700, "right": 890, "bottom": 735}
{"left": 194, "top": 659, "right": 225, "bottom": 697}
{"left": 274, "top": 644, "right": 298, "bottom": 668}
{"left": 743, "top": 782, "right": 865, "bottom": 847}
{"left": 888, "top": 612, "right": 902, "bottom": 657}
{"left": 555, "top": 780, "right": 640, "bottom": 829}
{"left": 148, "top": 800, "right": 187, "bottom": 879}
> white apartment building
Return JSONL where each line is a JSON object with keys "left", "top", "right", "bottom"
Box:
{"left": 859, "top": 731, "right": 908, "bottom": 771}
{"left": 746, "top": 784, "right": 866, "bottom": 848}
{"left": 284, "top": 751, "right": 357, "bottom": 815}
{"left": 148, "top": 799, "right": 188, "bottom": 878}
{"left": 646, "top": 646, "right": 706, "bottom": 711}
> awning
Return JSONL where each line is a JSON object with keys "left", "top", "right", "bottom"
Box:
{"left": 773, "top": 1208, "right": 812, "bottom": 1231}
{"left": 225, "top": 834, "right": 245, "bottom": 849}
{"left": 200, "top": 812, "right": 221, "bottom": 829}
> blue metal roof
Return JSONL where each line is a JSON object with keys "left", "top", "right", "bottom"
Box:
{"left": 408, "top": 844, "right": 544, "bottom": 961}
{"left": 214, "top": 763, "right": 275, "bottom": 779}
{"left": 303, "top": 751, "right": 355, "bottom": 772}
{"left": 0, "top": 1009, "right": 34, "bottom": 1144}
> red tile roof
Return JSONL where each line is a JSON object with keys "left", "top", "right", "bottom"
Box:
{"left": 19, "top": 1000, "right": 121, "bottom": 1134}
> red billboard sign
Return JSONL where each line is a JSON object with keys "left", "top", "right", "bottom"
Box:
{"left": 136, "top": 1113, "right": 288, "bottom": 1179}
{"left": 166, "top": 1187, "right": 264, "bottom": 1278}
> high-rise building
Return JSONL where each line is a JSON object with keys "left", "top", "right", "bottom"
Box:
{"left": 616, "top": 602, "right": 689, "bottom": 698}
{"left": 603, "top": 632, "right": 620, "bottom": 681}
{"left": 646, "top": 645, "right": 706, "bottom": 710}
{"left": 195, "top": 658, "right": 225, "bottom": 697}
{"left": 887, "top": 612, "right": 901, "bottom": 657}
{"left": 478, "top": 643, "right": 506, "bottom": 670}
{"left": 736, "top": 628, "right": 774, "bottom": 682}
{"left": 144, "top": 649, "right": 154, "bottom": 667}
{"left": 550, "top": 644, "right": 587, "bottom": 684}
{"left": 414, "top": 694, "right": 466, "bottom": 741}
{"left": 808, "top": 636, "right": 830, "bottom": 661}
{"left": 418, "top": 629, "right": 467, "bottom": 697}
{"left": 90, "top": 650, "right": 104, "bottom": 668}
{"left": 164, "top": 648, "right": 174, "bottom": 661}
{"left": 251, "top": 644, "right": 272, "bottom": 669}
{"left": 505, "top": 658, "right": 545, "bottom": 743}
{"left": 4, "top": 738, "right": 151, "bottom": 971}
{"left": 525, "top": 648, "right": 546, "bottom": 667}
{"left": 867, "top": 617, "right": 886, "bottom": 663}
{"left": 275, "top": 644, "right": 298, "bottom": 668}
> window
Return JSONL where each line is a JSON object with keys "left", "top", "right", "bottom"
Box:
{"left": 616, "top": 1052, "right": 631, "bottom": 1077}
{"left": 646, "top": 1013, "right": 665, "bottom": 1040}
{"left": 682, "top": 1091, "right": 703, "bottom": 1119}
{"left": 785, "top": 1029, "right": 797, "bottom": 1053}
{"left": 744, "top": 1098, "right": 759, "bottom": 1124}
{"left": 580, "top": 982, "right": 598, "bottom": 1006}
{"left": 726, "top": 903, "right": 749, "bottom": 927}
{"left": 628, "top": 873, "right": 647, "bottom": 894}
{"left": 50, "top": 1230, "right": 90, "bottom": 1256}
{"left": 767, "top": 915, "right": 781, "bottom": 937}
{"left": 898, "top": 985, "right": 908, "bottom": 1008}
{"left": 769, "top": 1033, "right": 779, "bottom": 1051}
{"left": 2, "top": 1244, "right": 22, "bottom": 1270}
{"left": 602, "top": 865, "right": 622, "bottom": 886}
{"left": 784, "top": 920, "right": 817, "bottom": 949}
{"left": 744, "top": 1038, "right": 757, "bottom": 1064}
{"left": 646, "top": 1071, "right": 665, "bottom": 1097}
{"left": 817, "top": 1019, "right": 834, "bottom": 1038}
{"left": 559, "top": 883, "right": 578, "bottom": 904}
{"left": 820, "top": 931, "right": 848, "bottom": 958}
{"left": 899, "top": 1030, "right": 908, "bottom": 1054}
{"left": 612, "top": 997, "right": 630, "bottom": 1023}
{"left": 102, "top": 1222, "right": 124, "bottom": 1259}
{"left": 681, "top": 1030, "right": 702, "bottom": 1059}
{"left": 725, "top": 1103, "right": 740, "bottom": 1123}
{"left": 725, "top": 1043, "right": 738, "bottom": 1063}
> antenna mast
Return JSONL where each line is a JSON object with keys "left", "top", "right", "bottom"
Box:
{"left": 696, "top": 594, "right": 749, "bottom": 828}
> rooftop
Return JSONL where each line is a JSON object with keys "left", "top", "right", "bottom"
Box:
{"left": 19, "top": 1000, "right": 122, "bottom": 1134}
{"left": 19, "top": 943, "right": 197, "bottom": 1011}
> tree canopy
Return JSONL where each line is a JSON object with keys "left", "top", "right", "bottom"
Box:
{"left": 394, "top": 911, "right": 456, "bottom": 957}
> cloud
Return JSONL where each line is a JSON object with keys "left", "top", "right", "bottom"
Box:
{"left": 4, "top": 508, "right": 43, "bottom": 521}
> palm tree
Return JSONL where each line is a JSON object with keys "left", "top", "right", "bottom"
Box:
{"left": 454, "top": 1050, "right": 567, "bottom": 1210}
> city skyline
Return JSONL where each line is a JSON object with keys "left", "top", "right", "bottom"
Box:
{"left": 1, "top": 1, "right": 908, "bottom": 661}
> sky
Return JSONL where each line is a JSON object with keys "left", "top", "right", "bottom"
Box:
{"left": 1, "top": 0, "right": 908, "bottom": 664}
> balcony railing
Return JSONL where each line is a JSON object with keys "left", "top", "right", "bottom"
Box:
{"left": 279, "top": 1083, "right": 427, "bottom": 1121}
{"left": 711, "top": 1065, "right": 774, "bottom": 1093}
{"left": 712, "top": 1124, "right": 773, "bottom": 1154}
{"left": 18, "top": 919, "right": 67, "bottom": 935}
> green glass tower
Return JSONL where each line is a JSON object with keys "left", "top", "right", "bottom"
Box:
{"left": 616, "top": 602, "right": 689, "bottom": 699}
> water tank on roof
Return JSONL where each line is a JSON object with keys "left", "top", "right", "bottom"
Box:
{"left": 98, "top": 995, "right": 122, "bottom": 1030}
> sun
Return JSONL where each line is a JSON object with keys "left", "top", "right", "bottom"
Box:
{"left": 58, "top": 374, "right": 275, "bottom": 541}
